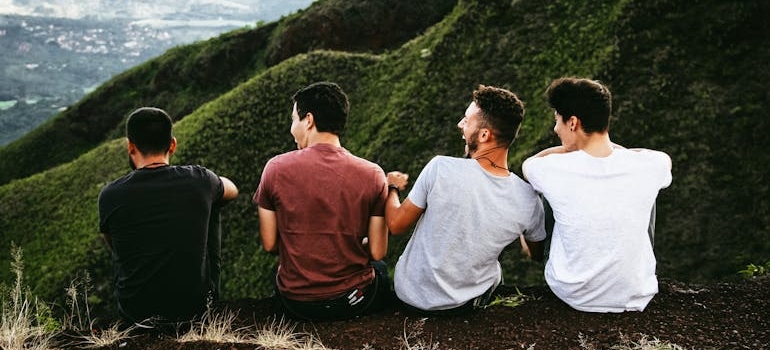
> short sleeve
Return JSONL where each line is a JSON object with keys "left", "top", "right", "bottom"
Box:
{"left": 523, "top": 194, "right": 547, "bottom": 242}
{"left": 522, "top": 157, "right": 545, "bottom": 193}
{"left": 370, "top": 168, "right": 388, "bottom": 217}
{"left": 654, "top": 151, "right": 673, "bottom": 189}
{"left": 204, "top": 167, "right": 225, "bottom": 203}
{"left": 97, "top": 187, "right": 112, "bottom": 234}
{"left": 406, "top": 156, "right": 440, "bottom": 209}
{"left": 254, "top": 158, "right": 277, "bottom": 210}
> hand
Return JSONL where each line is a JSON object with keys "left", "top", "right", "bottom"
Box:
{"left": 387, "top": 171, "right": 409, "bottom": 191}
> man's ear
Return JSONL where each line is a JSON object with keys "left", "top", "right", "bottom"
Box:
{"left": 168, "top": 137, "right": 177, "bottom": 155}
{"left": 304, "top": 112, "right": 315, "bottom": 130}
{"left": 479, "top": 128, "right": 492, "bottom": 142}
{"left": 568, "top": 116, "right": 580, "bottom": 131}
{"left": 126, "top": 138, "right": 137, "bottom": 154}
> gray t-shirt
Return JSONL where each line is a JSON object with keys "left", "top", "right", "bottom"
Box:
{"left": 394, "top": 156, "right": 546, "bottom": 311}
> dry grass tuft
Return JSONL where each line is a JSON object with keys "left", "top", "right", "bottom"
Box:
{"left": 398, "top": 317, "right": 443, "bottom": 350}
{"left": 579, "top": 332, "right": 687, "bottom": 350}
{"left": 178, "top": 309, "right": 329, "bottom": 349}
{"left": 0, "top": 247, "right": 57, "bottom": 350}
{"left": 71, "top": 323, "right": 135, "bottom": 348}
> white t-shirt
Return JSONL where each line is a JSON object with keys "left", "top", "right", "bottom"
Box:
{"left": 523, "top": 148, "right": 672, "bottom": 312}
{"left": 394, "top": 156, "right": 547, "bottom": 311}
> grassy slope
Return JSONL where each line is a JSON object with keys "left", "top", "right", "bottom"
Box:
{"left": 608, "top": 0, "right": 770, "bottom": 281}
{"left": 0, "top": 25, "right": 277, "bottom": 186}
{"left": 0, "top": 0, "right": 456, "bottom": 186}
{"left": 0, "top": 0, "right": 768, "bottom": 312}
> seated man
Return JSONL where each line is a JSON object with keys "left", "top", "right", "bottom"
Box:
{"left": 386, "top": 85, "right": 546, "bottom": 315}
{"left": 254, "top": 82, "right": 392, "bottom": 321}
{"left": 523, "top": 77, "right": 672, "bottom": 312}
{"left": 98, "top": 107, "right": 238, "bottom": 325}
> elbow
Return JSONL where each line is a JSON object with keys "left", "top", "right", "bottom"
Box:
{"left": 387, "top": 223, "right": 408, "bottom": 236}
{"left": 261, "top": 239, "right": 277, "bottom": 253}
{"left": 370, "top": 250, "right": 386, "bottom": 261}
{"left": 386, "top": 215, "right": 409, "bottom": 235}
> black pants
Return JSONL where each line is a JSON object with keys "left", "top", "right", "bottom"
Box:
{"left": 399, "top": 278, "right": 501, "bottom": 317}
{"left": 277, "top": 261, "right": 394, "bottom": 321}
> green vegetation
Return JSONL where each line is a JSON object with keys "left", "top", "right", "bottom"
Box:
{"left": 486, "top": 287, "right": 537, "bottom": 309}
{"left": 0, "top": 0, "right": 768, "bottom": 327}
{"left": 738, "top": 261, "right": 770, "bottom": 280}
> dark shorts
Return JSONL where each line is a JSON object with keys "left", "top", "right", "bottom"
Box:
{"left": 399, "top": 278, "right": 501, "bottom": 317}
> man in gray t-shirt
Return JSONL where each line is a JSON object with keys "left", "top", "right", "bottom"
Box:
{"left": 385, "top": 85, "right": 546, "bottom": 314}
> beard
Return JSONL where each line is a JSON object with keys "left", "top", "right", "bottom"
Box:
{"left": 464, "top": 129, "right": 481, "bottom": 158}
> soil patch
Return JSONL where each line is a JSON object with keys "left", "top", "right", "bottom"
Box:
{"left": 71, "top": 277, "right": 770, "bottom": 349}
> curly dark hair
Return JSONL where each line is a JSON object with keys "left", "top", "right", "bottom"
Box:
{"left": 472, "top": 85, "right": 526, "bottom": 147}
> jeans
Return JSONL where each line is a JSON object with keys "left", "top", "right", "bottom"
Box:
{"left": 276, "top": 261, "right": 394, "bottom": 321}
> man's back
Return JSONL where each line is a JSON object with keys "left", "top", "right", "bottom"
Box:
{"left": 255, "top": 143, "right": 387, "bottom": 300}
{"left": 98, "top": 164, "right": 224, "bottom": 322}
{"left": 394, "top": 156, "right": 546, "bottom": 311}
{"left": 524, "top": 148, "right": 672, "bottom": 312}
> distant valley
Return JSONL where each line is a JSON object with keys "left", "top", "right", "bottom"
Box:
{"left": 0, "top": 0, "right": 313, "bottom": 146}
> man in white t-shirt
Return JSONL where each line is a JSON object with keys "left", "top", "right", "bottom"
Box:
{"left": 522, "top": 77, "right": 672, "bottom": 313}
{"left": 386, "top": 85, "right": 547, "bottom": 315}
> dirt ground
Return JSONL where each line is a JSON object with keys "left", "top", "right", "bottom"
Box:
{"left": 67, "top": 276, "right": 770, "bottom": 350}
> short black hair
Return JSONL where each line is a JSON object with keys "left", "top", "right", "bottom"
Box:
{"left": 546, "top": 77, "right": 612, "bottom": 133}
{"left": 292, "top": 82, "right": 349, "bottom": 135}
{"left": 125, "top": 107, "right": 173, "bottom": 155}
{"left": 473, "top": 85, "right": 526, "bottom": 147}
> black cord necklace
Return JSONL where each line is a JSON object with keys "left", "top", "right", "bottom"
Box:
{"left": 473, "top": 146, "right": 509, "bottom": 171}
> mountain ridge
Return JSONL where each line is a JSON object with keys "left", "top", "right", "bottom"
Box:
{"left": 0, "top": 0, "right": 768, "bottom": 321}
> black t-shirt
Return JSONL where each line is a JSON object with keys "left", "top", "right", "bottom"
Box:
{"left": 98, "top": 165, "right": 224, "bottom": 322}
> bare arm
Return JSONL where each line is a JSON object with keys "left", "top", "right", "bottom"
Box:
{"left": 529, "top": 145, "right": 567, "bottom": 158}
{"left": 386, "top": 196, "right": 425, "bottom": 235}
{"left": 257, "top": 206, "right": 278, "bottom": 253}
{"left": 385, "top": 171, "right": 425, "bottom": 235}
{"left": 521, "top": 238, "right": 545, "bottom": 262}
{"left": 220, "top": 176, "right": 239, "bottom": 201}
{"left": 367, "top": 216, "right": 388, "bottom": 260}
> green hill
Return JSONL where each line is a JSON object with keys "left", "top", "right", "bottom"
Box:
{"left": 1, "top": 0, "right": 768, "bottom": 316}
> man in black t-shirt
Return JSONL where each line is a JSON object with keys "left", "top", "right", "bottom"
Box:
{"left": 98, "top": 107, "right": 238, "bottom": 325}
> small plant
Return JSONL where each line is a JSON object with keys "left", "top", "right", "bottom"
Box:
{"left": 579, "top": 332, "right": 687, "bottom": 350}
{"left": 0, "top": 246, "right": 58, "bottom": 350}
{"left": 179, "top": 308, "right": 250, "bottom": 343}
{"left": 485, "top": 286, "right": 538, "bottom": 309}
{"left": 72, "top": 323, "right": 135, "bottom": 349}
{"left": 252, "top": 316, "right": 328, "bottom": 350}
{"left": 399, "top": 317, "right": 442, "bottom": 350}
{"left": 63, "top": 271, "right": 93, "bottom": 331}
{"left": 179, "top": 311, "right": 329, "bottom": 349}
{"left": 738, "top": 261, "right": 770, "bottom": 279}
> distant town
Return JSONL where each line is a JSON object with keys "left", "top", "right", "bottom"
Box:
{"left": 0, "top": 0, "right": 313, "bottom": 146}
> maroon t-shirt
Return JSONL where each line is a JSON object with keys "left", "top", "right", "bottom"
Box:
{"left": 254, "top": 143, "right": 388, "bottom": 301}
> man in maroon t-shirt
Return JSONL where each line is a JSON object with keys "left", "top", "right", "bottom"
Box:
{"left": 254, "top": 82, "right": 395, "bottom": 320}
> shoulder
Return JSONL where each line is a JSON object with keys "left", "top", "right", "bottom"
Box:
{"left": 426, "top": 155, "right": 467, "bottom": 168}
{"left": 99, "top": 172, "right": 132, "bottom": 197}
{"left": 263, "top": 150, "right": 301, "bottom": 169}
{"left": 174, "top": 164, "right": 218, "bottom": 177}
{"left": 347, "top": 152, "right": 385, "bottom": 174}
{"left": 619, "top": 148, "right": 671, "bottom": 168}
{"left": 523, "top": 152, "right": 564, "bottom": 174}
